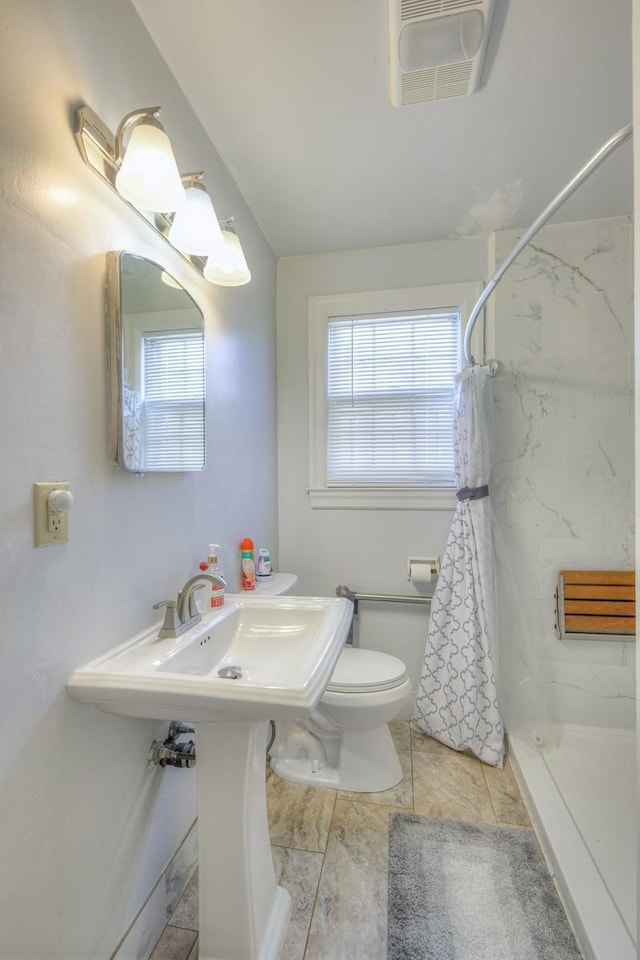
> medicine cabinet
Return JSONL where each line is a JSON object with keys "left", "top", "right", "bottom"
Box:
{"left": 107, "top": 252, "right": 206, "bottom": 472}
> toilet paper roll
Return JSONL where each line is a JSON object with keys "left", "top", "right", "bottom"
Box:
{"left": 409, "top": 562, "right": 431, "bottom": 585}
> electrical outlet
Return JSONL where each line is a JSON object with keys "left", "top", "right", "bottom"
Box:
{"left": 49, "top": 512, "right": 63, "bottom": 534}
{"left": 33, "top": 481, "right": 71, "bottom": 547}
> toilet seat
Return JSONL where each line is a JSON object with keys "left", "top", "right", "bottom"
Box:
{"left": 325, "top": 647, "right": 408, "bottom": 695}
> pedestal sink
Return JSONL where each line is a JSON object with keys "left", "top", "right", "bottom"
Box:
{"left": 67, "top": 594, "right": 353, "bottom": 960}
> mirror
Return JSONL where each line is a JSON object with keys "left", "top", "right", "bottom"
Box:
{"left": 108, "top": 252, "right": 206, "bottom": 472}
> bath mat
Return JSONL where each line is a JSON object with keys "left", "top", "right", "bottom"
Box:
{"left": 388, "top": 813, "right": 582, "bottom": 960}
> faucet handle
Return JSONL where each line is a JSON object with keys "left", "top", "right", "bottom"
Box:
{"left": 153, "top": 599, "right": 181, "bottom": 639}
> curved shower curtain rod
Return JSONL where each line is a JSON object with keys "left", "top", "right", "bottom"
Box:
{"left": 463, "top": 122, "right": 633, "bottom": 367}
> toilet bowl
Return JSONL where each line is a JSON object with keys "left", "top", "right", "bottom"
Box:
{"left": 263, "top": 575, "right": 411, "bottom": 792}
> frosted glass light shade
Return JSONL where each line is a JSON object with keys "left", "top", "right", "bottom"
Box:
{"left": 115, "top": 121, "right": 185, "bottom": 213}
{"left": 204, "top": 227, "right": 251, "bottom": 286}
{"left": 168, "top": 185, "right": 225, "bottom": 256}
{"left": 399, "top": 11, "right": 484, "bottom": 71}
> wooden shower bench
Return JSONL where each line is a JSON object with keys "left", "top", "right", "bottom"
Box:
{"left": 555, "top": 570, "right": 636, "bottom": 640}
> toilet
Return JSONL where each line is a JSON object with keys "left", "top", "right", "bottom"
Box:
{"left": 260, "top": 574, "right": 412, "bottom": 792}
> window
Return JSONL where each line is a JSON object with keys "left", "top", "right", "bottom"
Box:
{"left": 141, "top": 329, "right": 205, "bottom": 471}
{"left": 327, "top": 309, "right": 459, "bottom": 485}
{"left": 308, "top": 283, "right": 481, "bottom": 509}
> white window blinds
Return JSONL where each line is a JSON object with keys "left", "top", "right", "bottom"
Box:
{"left": 326, "top": 310, "right": 460, "bottom": 486}
{"left": 141, "top": 330, "right": 205, "bottom": 470}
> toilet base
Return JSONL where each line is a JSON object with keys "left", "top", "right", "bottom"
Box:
{"left": 271, "top": 723, "right": 403, "bottom": 793}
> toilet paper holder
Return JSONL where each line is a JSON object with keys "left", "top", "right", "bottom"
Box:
{"left": 406, "top": 556, "right": 440, "bottom": 584}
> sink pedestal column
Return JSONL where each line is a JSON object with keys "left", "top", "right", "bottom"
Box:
{"left": 195, "top": 720, "right": 291, "bottom": 960}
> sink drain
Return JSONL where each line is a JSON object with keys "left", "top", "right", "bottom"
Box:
{"left": 217, "top": 665, "right": 242, "bottom": 680}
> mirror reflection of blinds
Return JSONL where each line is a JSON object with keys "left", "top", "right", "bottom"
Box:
{"left": 141, "top": 330, "right": 205, "bottom": 471}
{"left": 327, "top": 310, "right": 459, "bottom": 486}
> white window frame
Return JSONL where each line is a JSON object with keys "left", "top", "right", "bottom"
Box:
{"left": 308, "top": 282, "right": 483, "bottom": 510}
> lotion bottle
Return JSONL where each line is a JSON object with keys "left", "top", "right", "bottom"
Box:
{"left": 256, "top": 547, "right": 273, "bottom": 581}
{"left": 207, "top": 544, "right": 225, "bottom": 607}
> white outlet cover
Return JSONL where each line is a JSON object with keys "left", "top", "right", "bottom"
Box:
{"left": 33, "top": 481, "right": 71, "bottom": 547}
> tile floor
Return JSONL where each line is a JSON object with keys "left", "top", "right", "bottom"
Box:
{"left": 149, "top": 721, "right": 530, "bottom": 960}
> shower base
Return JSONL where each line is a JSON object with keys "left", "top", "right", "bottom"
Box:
{"left": 509, "top": 724, "right": 635, "bottom": 960}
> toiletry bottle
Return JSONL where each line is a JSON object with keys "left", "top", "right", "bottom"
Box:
{"left": 206, "top": 544, "right": 225, "bottom": 607}
{"left": 240, "top": 538, "right": 256, "bottom": 590}
{"left": 256, "top": 547, "right": 273, "bottom": 581}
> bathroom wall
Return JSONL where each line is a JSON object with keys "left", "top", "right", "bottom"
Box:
{"left": 276, "top": 238, "right": 487, "bottom": 704}
{"left": 491, "top": 217, "right": 635, "bottom": 730}
{"left": 0, "top": 2, "right": 277, "bottom": 958}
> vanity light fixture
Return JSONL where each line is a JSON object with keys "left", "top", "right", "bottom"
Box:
{"left": 74, "top": 104, "right": 251, "bottom": 285}
{"left": 204, "top": 219, "right": 252, "bottom": 287}
{"left": 114, "top": 108, "right": 185, "bottom": 213}
{"left": 168, "top": 173, "right": 225, "bottom": 256}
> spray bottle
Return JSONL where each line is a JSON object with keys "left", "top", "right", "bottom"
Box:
{"left": 240, "top": 538, "right": 256, "bottom": 590}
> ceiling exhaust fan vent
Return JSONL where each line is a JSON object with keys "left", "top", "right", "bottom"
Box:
{"left": 401, "top": 60, "right": 473, "bottom": 104}
{"left": 401, "top": 0, "right": 482, "bottom": 19}
{"left": 389, "top": 0, "right": 494, "bottom": 106}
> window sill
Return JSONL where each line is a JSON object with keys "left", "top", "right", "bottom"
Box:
{"left": 307, "top": 486, "right": 457, "bottom": 510}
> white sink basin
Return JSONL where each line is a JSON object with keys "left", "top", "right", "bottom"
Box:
{"left": 67, "top": 594, "right": 353, "bottom": 722}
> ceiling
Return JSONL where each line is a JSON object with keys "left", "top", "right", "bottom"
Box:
{"left": 132, "top": 0, "right": 633, "bottom": 257}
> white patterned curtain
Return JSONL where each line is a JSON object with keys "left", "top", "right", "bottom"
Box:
{"left": 412, "top": 366, "right": 504, "bottom": 767}
{"left": 122, "top": 383, "right": 142, "bottom": 471}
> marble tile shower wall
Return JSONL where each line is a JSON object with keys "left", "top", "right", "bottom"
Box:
{"left": 491, "top": 217, "right": 635, "bottom": 729}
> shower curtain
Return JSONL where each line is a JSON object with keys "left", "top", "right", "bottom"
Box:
{"left": 122, "top": 382, "right": 142, "bottom": 471}
{"left": 412, "top": 365, "right": 504, "bottom": 767}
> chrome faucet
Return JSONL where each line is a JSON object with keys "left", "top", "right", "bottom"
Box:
{"left": 153, "top": 572, "right": 227, "bottom": 639}
{"left": 177, "top": 573, "right": 226, "bottom": 624}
